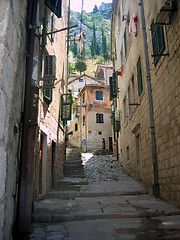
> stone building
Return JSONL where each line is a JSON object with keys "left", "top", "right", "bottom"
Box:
{"left": 0, "top": 1, "right": 27, "bottom": 239}
{"left": 111, "top": 0, "right": 180, "bottom": 207}
{"left": 94, "top": 64, "right": 113, "bottom": 85}
{"left": 68, "top": 73, "right": 106, "bottom": 98}
{"left": 0, "top": 0, "right": 67, "bottom": 239}
{"left": 68, "top": 84, "right": 112, "bottom": 152}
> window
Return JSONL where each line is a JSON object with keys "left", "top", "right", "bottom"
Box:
{"left": 96, "top": 91, "right": 103, "bottom": 100}
{"left": 131, "top": 75, "right": 135, "bottom": 103}
{"left": 83, "top": 115, "right": 85, "bottom": 126}
{"left": 75, "top": 123, "right": 78, "bottom": 131}
{"left": 137, "top": 56, "right": 143, "bottom": 96}
{"left": 83, "top": 93, "right": 85, "bottom": 103}
{"left": 151, "top": 20, "right": 166, "bottom": 66}
{"left": 126, "top": 146, "right": 129, "bottom": 161}
{"left": 79, "top": 78, "right": 83, "bottom": 82}
{"left": 124, "top": 28, "right": 127, "bottom": 57}
{"left": 96, "top": 113, "right": 104, "bottom": 123}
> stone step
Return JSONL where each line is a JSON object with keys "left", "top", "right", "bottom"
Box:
{"left": 65, "top": 174, "right": 85, "bottom": 178}
{"left": 33, "top": 193, "right": 176, "bottom": 224}
{"left": 55, "top": 185, "right": 82, "bottom": 191}
{"left": 56, "top": 178, "right": 88, "bottom": 186}
{"left": 47, "top": 189, "right": 147, "bottom": 199}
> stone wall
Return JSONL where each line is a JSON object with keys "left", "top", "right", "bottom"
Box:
{"left": 0, "top": 0, "right": 27, "bottom": 239}
{"left": 144, "top": 1, "right": 180, "bottom": 207}
{"left": 112, "top": 0, "right": 180, "bottom": 207}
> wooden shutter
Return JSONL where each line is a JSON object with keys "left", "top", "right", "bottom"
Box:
{"left": 113, "top": 72, "right": 118, "bottom": 98}
{"left": 151, "top": 20, "right": 165, "bottom": 66}
{"left": 109, "top": 77, "right": 113, "bottom": 100}
{"left": 137, "top": 56, "right": 143, "bottom": 96}
{"left": 44, "top": 55, "right": 56, "bottom": 77}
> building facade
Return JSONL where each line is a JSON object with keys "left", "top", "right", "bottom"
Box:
{"left": 0, "top": 0, "right": 67, "bottom": 239}
{"left": 111, "top": 0, "right": 180, "bottom": 207}
{"left": 68, "top": 85, "right": 112, "bottom": 152}
{"left": 0, "top": 1, "right": 28, "bottom": 239}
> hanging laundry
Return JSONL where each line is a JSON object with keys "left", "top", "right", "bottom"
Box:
{"left": 128, "top": 13, "right": 138, "bottom": 37}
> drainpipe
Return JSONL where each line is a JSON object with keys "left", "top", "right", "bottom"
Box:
{"left": 15, "top": 0, "right": 39, "bottom": 239}
{"left": 139, "top": 0, "right": 159, "bottom": 198}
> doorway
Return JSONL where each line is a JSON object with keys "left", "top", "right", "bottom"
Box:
{"left": 38, "top": 132, "right": 47, "bottom": 195}
{"left": 109, "top": 137, "right": 113, "bottom": 152}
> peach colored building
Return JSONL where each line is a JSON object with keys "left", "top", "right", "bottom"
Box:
{"left": 68, "top": 84, "right": 113, "bottom": 152}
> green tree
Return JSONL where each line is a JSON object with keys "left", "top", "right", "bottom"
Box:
{"left": 90, "top": 39, "right": 95, "bottom": 59}
{"left": 93, "top": 5, "right": 98, "bottom": 13}
{"left": 96, "top": 55, "right": 104, "bottom": 64}
{"left": 102, "top": 27, "right": 106, "bottom": 56}
{"left": 69, "top": 63, "right": 75, "bottom": 74}
{"left": 96, "top": 43, "right": 100, "bottom": 56}
{"left": 85, "top": 48, "right": 91, "bottom": 58}
{"left": 75, "top": 60, "right": 87, "bottom": 74}
{"left": 93, "top": 23, "right": 97, "bottom": 54}
{"left": 77, "top": 53, "right": 84, "bottom": 60}
{"left": 104, "top": 50, "right": 110, "bottom": 62}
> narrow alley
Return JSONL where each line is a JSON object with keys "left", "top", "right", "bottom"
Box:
{"left": 1, "top": 1, "right": 180, "bottom": 240}
{"left": 30, "top": 145, "right": 180, "bottom": 240}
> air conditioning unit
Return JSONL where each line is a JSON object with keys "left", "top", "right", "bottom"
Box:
{"left": 155, "top": 0, "right": 175, "bottom": 25}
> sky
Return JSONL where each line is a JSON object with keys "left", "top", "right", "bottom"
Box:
{"left": 70, "top": 0, "right": 112, "bottom": 13}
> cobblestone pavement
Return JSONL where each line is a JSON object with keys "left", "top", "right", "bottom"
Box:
{"left": 30, "top": 152, "right": 180, "bottom": 240}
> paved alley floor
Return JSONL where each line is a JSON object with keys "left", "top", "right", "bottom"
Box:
{"left": 30, "top": 153, "right": 180, "bottom": 240}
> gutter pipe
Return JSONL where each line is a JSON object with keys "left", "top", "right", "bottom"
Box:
{"left": 139, "top": 0, "right": 159, "bottom": 198}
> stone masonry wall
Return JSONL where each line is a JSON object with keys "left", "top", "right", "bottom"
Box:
{"left": 113, "top": 0, "right": 180, "bottom": 207}
{"left": 144, "top": 1, "right": 180, "bottom": 207}
{"left": 0, "top": 0, "right": 27, "bottom": 239}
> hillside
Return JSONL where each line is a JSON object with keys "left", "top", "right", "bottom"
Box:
{"left": 69, "top": 2, "right": 112, "bottom": 53}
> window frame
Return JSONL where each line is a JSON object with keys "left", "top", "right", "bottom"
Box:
{"left": 96, "top": 113, "right": 104, "bottom": 123}
{"left": 83, "top": 115, "right": 85, "bottom": 126}
{"left": 136, "top": 56, "right": 143, "bottom": 96}
{"left": 96, "top": 90, "right": 103, "bottom": 101}
{"left": 151, "top": 20, "right": 166, "bottom": 66}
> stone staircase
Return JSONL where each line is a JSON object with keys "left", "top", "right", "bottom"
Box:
{"left": 54, "top": 144, "right": 87, "bottom": 192}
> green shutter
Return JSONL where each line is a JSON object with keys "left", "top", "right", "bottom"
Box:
{"left": 61, "top": 94, "right": 72, "bottom": 121}
{"left": 113, "top": 72, "right": 118, "bottom": 98}
{"left": 109, "top": 77, "right": 113, "bottom": 100}
{"left": 109, "top": 72, "right": 118, "bottom": 99}
{"left": 43, "top": 88, "right": 52, "bottom": 104}
{"left": 151, "top": 20, "right": 165, "bottom": 66}
{"left": 137, "top": 56, "right": 143, "bottom": 96}
{"left": 112, "top": 112, "right": 120, "bottom": 132}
